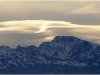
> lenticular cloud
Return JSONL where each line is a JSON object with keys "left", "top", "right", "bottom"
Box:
{"left": 0, "top": 20, "right": 100, "bottom": 47}
{"left": 0, "top": 20, "right": 75, "bottom": 33}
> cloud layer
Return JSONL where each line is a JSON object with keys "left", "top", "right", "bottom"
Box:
{"left": 70, "top": 4, "right": 100, "bottom": 14}
{"left": 0, "top": 1, "right": 100, "bottom": 25}
{"left": 0, "top": 20, "right": 100, "bottom": 47}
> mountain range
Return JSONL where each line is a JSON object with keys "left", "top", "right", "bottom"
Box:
{"left": 0, "top": 36, "right": 100, "bottom": 74}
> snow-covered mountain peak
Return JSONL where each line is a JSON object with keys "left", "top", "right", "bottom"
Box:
{"left": 51, "top": 36, "right": 80, "bottom": 43}
{"left": 1, "top": 36, "right": 100, "bottom": 72}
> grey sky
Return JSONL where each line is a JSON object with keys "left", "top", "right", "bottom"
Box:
{"left": 0, "top": 1, "right": 100, "bottom": 47}
{"left": 0, "top": 1, "right": 100, "bottom": 24}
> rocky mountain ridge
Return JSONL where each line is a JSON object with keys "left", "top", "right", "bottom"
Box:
{"left": 0, "top": 36, "right": 100, "bottom": 73}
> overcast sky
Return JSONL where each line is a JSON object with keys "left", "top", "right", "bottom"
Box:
{"left": 0, "top": 1, "right": 100, "bottom": 48}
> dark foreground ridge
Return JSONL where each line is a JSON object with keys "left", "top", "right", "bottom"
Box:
{"left": 1, "top": 36, "right": 100, "bottom": 74}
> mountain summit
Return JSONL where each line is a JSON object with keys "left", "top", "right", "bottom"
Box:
{"left": 39, "top": 36, "right": 100, "bottom": 61}
{"left": 0, "top": 36, "right": 100, "bottom": 74}
{"left": 52, "top": 36, "right": 80, "bottom": 42}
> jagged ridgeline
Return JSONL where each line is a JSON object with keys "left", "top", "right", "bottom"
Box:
{"left": 0, "top": 36, "right": 100, "bottom": 74}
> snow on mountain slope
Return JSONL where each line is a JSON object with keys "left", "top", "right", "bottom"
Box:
{"left": 39, "top": 36, "right": 100, "bottom": 66}
{"left": 0, "top": 45, "right": 43, "bottom": 69}
{"left": 1, "top": 36, "right": 100, "bottom": 69}
{"left": 39, "top": 36, "right": 80, "bottom": 59}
